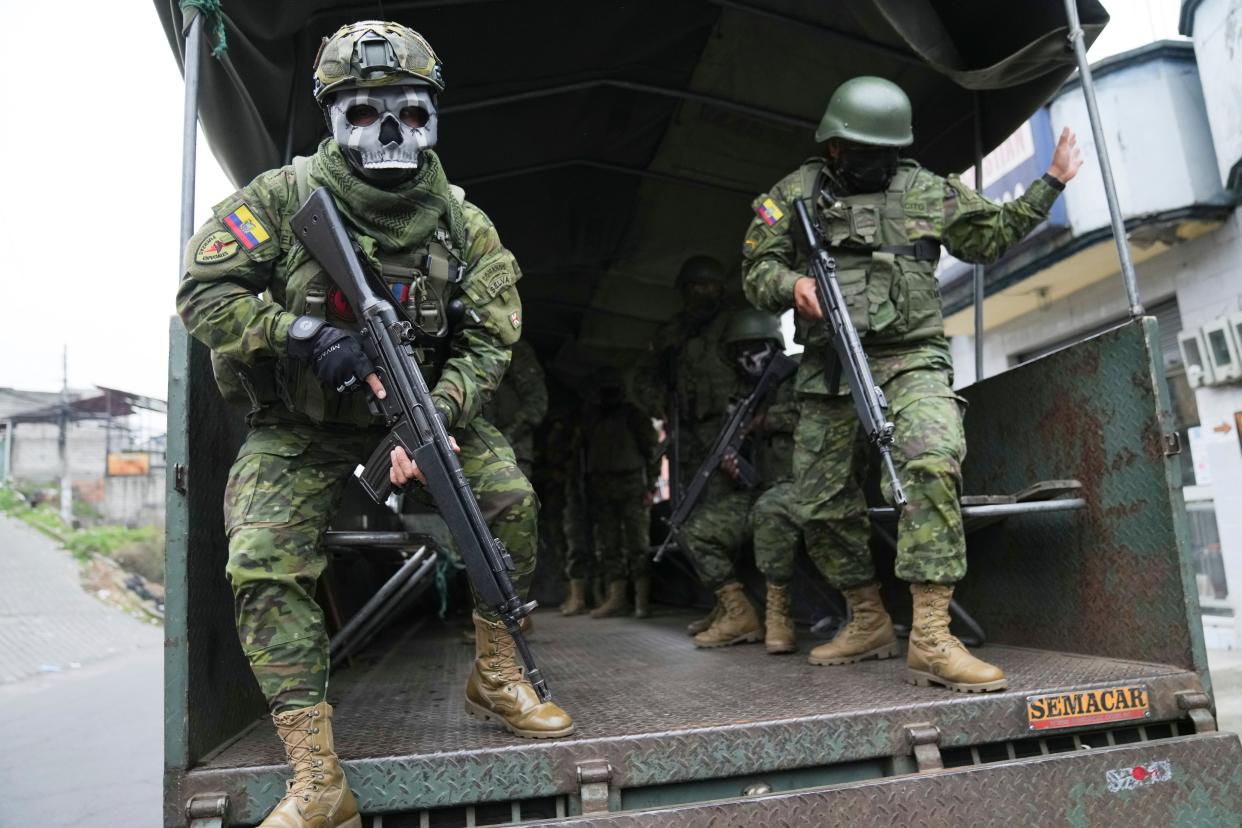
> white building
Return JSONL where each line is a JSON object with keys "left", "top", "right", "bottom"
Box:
{"left": 943, "top": 27, "right": 1242, "bottom": 645}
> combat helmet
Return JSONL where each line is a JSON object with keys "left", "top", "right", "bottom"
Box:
{"left": 815, "top": 76, "right": 913, "bottom": 147}
{"left": 675, "top": 255, "right": 727, "bottom": 289}
{"left": 723, "top": 308, "right": 783, "bottom": 346}
{"left": 313, "top": 21, "right": 445, "bottom": 102}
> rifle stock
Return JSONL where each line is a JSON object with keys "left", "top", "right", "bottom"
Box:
{"left": 291, "top": 188, "right": 552, "bottom": 701}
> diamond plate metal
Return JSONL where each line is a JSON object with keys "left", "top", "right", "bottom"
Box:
{"left": 172, "top": 613, "right": 1205, "bottom": 824}
{"left": 539, "top": 733, "right": 1242, "bottom": 827}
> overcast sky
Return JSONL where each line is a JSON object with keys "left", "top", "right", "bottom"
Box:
{"left": 0, "top": 0, "right": 1186, "bottom": 400}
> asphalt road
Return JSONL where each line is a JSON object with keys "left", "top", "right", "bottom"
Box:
{"left": 0, "top": 516, "right": 162, "bottom": 828}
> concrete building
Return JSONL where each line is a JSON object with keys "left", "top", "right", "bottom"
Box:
{"left": 0, "top": 387, "right": 167, "bottom": 528}
{"left": 942, "top": 29, "right": 1242, "bottom": 645}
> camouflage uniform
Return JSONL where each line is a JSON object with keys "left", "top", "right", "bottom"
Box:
{"left": 178, "top": 139, "right": 536, "bottom": 713}
{"left": 749, "top": 391, "right": 801, "bottom": 585}
{"left": 633, "top": 308, "right": 749, "bottom": 588}
{"left": 582, "top": 401, "right": 659, "bottom": 581}
{"left": 482, "top": 339, "right": 547, "bottom": 477}
{"left": 742, "top": 159, "right": 1062, "bottom": 589}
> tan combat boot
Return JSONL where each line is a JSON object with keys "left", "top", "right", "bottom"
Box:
{"left": 764, "top": 583, "right": 797, "bottom": 654}
{"left": 633, "top": 576, "right": 652, "bottom": 619}
{"left": 907, "top": 583, "right": 1007, "bottom": 692}
{"left": 590, "top": 580, "right": 631, "bottom": 618}
{"left": 694, "top": 582, "right": 763, "bottom": 648}
{"left": 560, "top": 579, "right": 588, "bottom": 616}
{"left": 259, "top": 702, "right": 361, "bottom": 828}
{"left": 686, "top": 601, "right": 721, "bottom": 636}
{"left": 807, "top": 581, "right": 899, "bottom": 665}
{"left": 465, "top": 612, "right": 576, "bottom": 738}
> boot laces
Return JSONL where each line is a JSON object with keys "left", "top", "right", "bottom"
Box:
{"left": 486, "top": 623, "right": 524, "bottom": 683}
{"left": 768, "top": 587, "right": 790, "bottom": 617}
{"left": 916, "top": 589, "right": 958, "bottom": 652}
{"left": 275, "top": 708, "right": 326, "bottom": 802}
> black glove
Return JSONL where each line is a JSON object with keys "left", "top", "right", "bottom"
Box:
{"left": 287, "top": 316, "right": 376, "bottom": 394}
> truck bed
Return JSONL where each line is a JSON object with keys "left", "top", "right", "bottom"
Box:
{"left": 183, "top": 611, "right": 1208, "bottom": 824}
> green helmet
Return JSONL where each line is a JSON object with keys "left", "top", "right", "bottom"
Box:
{"left": 815, "top": 76, "right": 913, "bottom": 147}
{"left": 313, "top": 21, "right": 445, "bottom": 102}
{"left": 723, "top": 308, "right": 783, "bottom": 346}
{"left": 675, "top": 255, "right": 726, "bottom": 289}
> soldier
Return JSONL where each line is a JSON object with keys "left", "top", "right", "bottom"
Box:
{"left": 482, "top": 338, "right": 547, "bottom": 478}
{"left": 633, "top": 256, "right": 743, "bottom": 636}
{"left": 723, "top": 312, "right": 804, "bottom": 654}
{"left": 558, "top": 413, "right": 596, "bottom": 616}
{"left": 177, "top": 22, "right": 574, "bottom": 828}
{"left": 742, "top": 76, "right": 1082, "bottom": 691}
{"left": 580, "top": 369, "right": 660, "bottom": 619}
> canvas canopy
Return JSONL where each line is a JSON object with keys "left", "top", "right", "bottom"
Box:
{"left": 157, "top": 0, "right": 1106, "bottom": 379}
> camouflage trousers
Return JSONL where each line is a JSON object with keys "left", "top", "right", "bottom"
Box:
{"left": 795, "top": 366, "right": 966, "bottom": 589}
{"left": 586, "top": 470, "right": 652, "bottom": 582}
{"left": 223, "top": 418, "right": 537, "bottom": 714}
{"left": 561, "top": 474, "right": 593, "bottom": 581}
{"left": 752, "top": 480, "right": 802, "bottom": 585}
{"left": 681, "top": 477, "right": 751, "bottom": 591}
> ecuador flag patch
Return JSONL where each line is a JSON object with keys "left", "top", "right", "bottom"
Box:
{"left": 756, "top": 197, "right": 784, "bottom": 226}
{"left": 223, "top": 204, "right": 271, "bottom": 250}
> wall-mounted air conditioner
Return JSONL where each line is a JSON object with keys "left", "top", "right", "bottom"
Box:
{"left": 1203, "top": 317, "right": 1242, "bottom": 383}
{"left": 1179, "top": 329, "right": 1214, "bottom": 388}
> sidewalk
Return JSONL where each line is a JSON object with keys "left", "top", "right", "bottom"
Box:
{"left": 0, "top": 515, "right": 162, "bottom": 827}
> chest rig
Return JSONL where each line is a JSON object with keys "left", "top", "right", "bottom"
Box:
{"left": 799, "top": 159, "right": 945, "bottom": 345}
{"left": 277, "top": 156, "right": 467, "bottom": 426}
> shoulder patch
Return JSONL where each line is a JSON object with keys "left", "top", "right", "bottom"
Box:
{"left": 508, "top": 310, "right": 522, "bottom": 330}
{"left": 476, "top": 260, "right": 516, "bottom": 298}
{"left": 195, "top": 230, "right": 240, "bottom": 264}
{"left": 756, "top": 197, "right": 785, "bottom": 226}
{"left": 222, "top": 204, "right": 272, "bottom": 251}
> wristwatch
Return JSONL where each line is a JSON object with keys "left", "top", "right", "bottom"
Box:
{"left": 287, "top": 315, "right": 328, "bottom": 360}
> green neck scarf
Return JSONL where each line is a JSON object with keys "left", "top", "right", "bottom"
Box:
{"left": 309, "top": 139, "right": 464, "bottom": 253}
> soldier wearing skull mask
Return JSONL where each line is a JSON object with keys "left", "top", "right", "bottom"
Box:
{"left": 177, "top": 21, "right": 574, "bottom": 828}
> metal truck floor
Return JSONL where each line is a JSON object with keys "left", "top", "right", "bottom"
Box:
{"left": 199, "top": 610, "right": 1198, "bottom": 771}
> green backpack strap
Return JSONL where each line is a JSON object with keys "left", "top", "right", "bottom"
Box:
{"left": 798, "top": 157, "right": 827, "bottom": 212}
{"left": 292, "top": 155, "right": 314, "bottom": 205}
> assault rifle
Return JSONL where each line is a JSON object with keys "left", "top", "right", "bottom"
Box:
{"left": 291, "top": 188, "right": 551, "bottom": 702}
{"left": 793, "top": 199, "right": 907, "bottom": 508}
{"left": 653, "top": 351, "right": 797, "bottom": 562}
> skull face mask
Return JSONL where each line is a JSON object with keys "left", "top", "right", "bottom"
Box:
{"left": 326, "top": 86, "right": 438, "bottom": 180}
{"left": 733, "top": 341, "right": 778, "bottom": 382}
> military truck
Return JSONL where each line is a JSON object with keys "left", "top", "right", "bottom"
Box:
{"left": 158, "top": 1, "right": 1242, "bottom": 825}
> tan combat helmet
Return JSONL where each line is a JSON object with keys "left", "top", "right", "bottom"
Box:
{"left": 313, "top": 20, "right": 445, "bottom": 102}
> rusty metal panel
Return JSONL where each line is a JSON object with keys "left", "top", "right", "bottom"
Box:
{"left": 538, "top": 733, "right": 1242, "bottom": 827}
{"left": 956, "top": 318, "right": 1206, "bottom": 674}
{"left": 174, "top": 613, "right": 1208, "bottom": 823}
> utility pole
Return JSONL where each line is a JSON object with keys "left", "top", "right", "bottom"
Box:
{"left": 59, "top": 346, "right": 71, "bottom": 527}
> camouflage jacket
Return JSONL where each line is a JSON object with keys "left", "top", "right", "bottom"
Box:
{"left": 177, "top": 146, "right": 522, "bottom": 430}
{"left": 580, "top": 400, "right": 660, "bottom": 483}
{"left": 632, "top": 307, "right": 747, "bottom": 475}
{"left": 482, "top": 339, "right": 547, "bottom": 466}
{"left": 742, "top": 159, "right": 1060, "bottom": 396}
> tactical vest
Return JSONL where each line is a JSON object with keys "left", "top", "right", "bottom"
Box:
{"left": 800, "top": 159, "right": 945, "bottom": 344}
{"left": 211, "top": 155, "right": 467, "bottom": 427}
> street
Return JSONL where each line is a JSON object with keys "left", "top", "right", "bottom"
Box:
{"left": 0, "top": 516, "right": 162, "bottom": 827}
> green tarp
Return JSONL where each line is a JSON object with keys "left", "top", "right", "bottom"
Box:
{"left": 156, "top": 0, "right": 1106, "bottom": 378}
